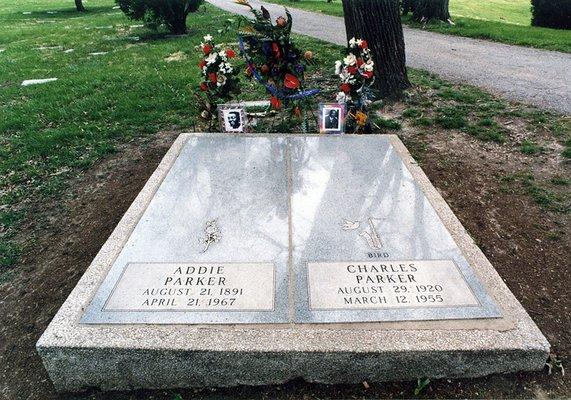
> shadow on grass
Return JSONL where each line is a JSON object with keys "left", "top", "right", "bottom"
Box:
{"left": 11, "top": 6, "right": 116, "bottom": 20}
{"left": 136, "top": 27, "right": 202, "bottom": 42}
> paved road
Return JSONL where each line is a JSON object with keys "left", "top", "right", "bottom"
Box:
{"left": 208, "top": 0, "right": 570, "bottom": 114}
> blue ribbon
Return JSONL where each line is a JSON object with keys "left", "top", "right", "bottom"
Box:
{"left": 238, "top": 35, "right": 320, "bottom": 101}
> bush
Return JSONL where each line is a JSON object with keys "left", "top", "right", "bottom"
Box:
{"left": 116, "top": 0, "right": 204, "bottom": 34}
{"left": 531, "top": 0, "right": 571, "bottom": 29}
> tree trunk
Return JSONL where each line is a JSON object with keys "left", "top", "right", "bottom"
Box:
{"left": 342, "top": 0, "right": 411, "bottom": 98}
{"left": 169, "top": 13, "right": 188, "bottom": 34}
{"left": 75, "top": 0, "right": 86, "bottom": 12}
{"left": 165, "top": 0, "right": 188, "bottom": 34}
{"left": 412, "top": 0, "right": 450, "bottom": 22}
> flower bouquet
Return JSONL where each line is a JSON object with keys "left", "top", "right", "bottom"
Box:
{"left": 334, "top": 37, "right": 377, "bottom": 134}
{"left": 196, "top": 35, "right": 241, "bottom": 124}
{"left": 236, "top": 0, "right": 319, "bottom": 131}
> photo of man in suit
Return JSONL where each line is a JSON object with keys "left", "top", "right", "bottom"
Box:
{"left": 324, "top": 109, "right": 340, "bottom": 130}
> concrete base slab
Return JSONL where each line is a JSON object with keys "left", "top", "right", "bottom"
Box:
{"left": 37, "top": 134, "right": 549, "bottom": 392}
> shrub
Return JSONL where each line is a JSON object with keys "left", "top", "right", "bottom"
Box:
{"left": 531, "top": 0, "right": 571, "bottom": 29}
{"left": 116, "top": 0, "right": 203, "bottom": 34}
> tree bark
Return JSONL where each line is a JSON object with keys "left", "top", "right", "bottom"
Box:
{"left": 165, "top": 0, "right": 188, "bottom": 34}
{"left": 75, "top": 0, "right": 86, "bottom": 12}
{"left": 342, "top": 0, "right": 411, "bottom": 98}
{"left": 412, "top": 0, "right": 450, "bottom": 22}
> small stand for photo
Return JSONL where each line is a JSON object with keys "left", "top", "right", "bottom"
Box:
{"left": 218, "top": 104, "right": 248, "bottom": 133}
{"left": 319, "top": 103, "right": 346, "bottom": 134}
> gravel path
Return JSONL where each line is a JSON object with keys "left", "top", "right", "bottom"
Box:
{"left": 207, "top": 0, "right": 571, "bottom": 114}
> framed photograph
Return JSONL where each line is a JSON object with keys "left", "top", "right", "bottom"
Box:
{"left": 319, "top": 103, "right": 346, "bottom": 134}
{"left": 218, "top": 104, "right": 247, "bottom": 133}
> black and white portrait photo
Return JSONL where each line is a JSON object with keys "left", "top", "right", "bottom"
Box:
{"left": 324, "top": 109, "right": 340, "bottom": 130}
{"left": 218, "top": 105, "right": 247, "bottom": 133}
{"left": 319, "top": 103, "right": 345, "bottom": 134}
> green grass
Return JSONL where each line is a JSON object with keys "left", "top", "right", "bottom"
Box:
{"left": 0, "top": 0, "right": 269, "bottom": 275}
{"left": 500, "top": 173, "right": 570, "bottom": 213}
{"left": 263, "top": 0, "right": 571, "bottom": 52}
{"left": 449, "top": 0, "right": 530, "bottom": 25}
{"left": 519, "top": 139, "right": 543, "bottom": 154}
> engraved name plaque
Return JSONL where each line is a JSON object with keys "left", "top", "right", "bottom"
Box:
{"left": 307, "top": 260, "right": 479, "bottom": 311}
{"left": 105, "top": 263, "right": 275, "bottom": 312}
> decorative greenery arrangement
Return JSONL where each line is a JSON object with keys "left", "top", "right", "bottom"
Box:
{"left": 334, "top": 37, "right": 377, "bottom": 133}
{"left": 235, "top": 0, "right": 319, "bottom": 129}
{"left": 195, "top": 35, "right": 241, "bottom": 123}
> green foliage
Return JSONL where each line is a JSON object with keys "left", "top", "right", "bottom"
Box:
{"left": 371, "top": 116, "right": 402, "bottom": 130}
{"left": 531, "top": 0, "right": 571, "bottom": 29}
{"left": 500, "top": 173, "right": 570, "bottom": 213}
{"left": 116, "top": 0, "right": 204, "bottom": 34}
{"left": 414, "top": 377, "right": 431, "bottom": 396}
{"left": 465, "top": 123, "right": 506, "bottom": 143}
{"left": 550, "top": 176, "right": 569, "bottom": 186}
{"left": 519, "top": 139, "right": 543, "bottom": 154}
{"left": 435, "top": 106, "right": 467, "bottom": 129}
{"left": 402, "top": 108, "right": 421, "bottom": 118}
{"left": 412, "top": 117, "right": 432, "bottom": 126}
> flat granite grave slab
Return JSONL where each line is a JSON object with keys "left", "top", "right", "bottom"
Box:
{"left": 37, "top": 134, "right": 549, "bottom": 393}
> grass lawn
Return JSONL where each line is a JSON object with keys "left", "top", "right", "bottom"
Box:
{"left": 0, "top": 0, "right": 569, "bottom": 280}
{"left": 0, "top": 0, "right": 270, "bottom": 275}
{"left": 265, "top": 0, "right": 571, "bottom": 52}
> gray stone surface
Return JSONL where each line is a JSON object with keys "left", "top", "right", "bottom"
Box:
{"left": 82, "top": 135, "right": 498, "bottom": 324}
{"left": 290, "top": 136, "right": 499, "bottom": 323}
{"left": 207, "top": 0, "right": 571, "bottom": 114}
{"left": 81, "top": 136, "right": 289, "bottom": 324}
{"left": 37, "top": 134, "right": 550, "bottom": 393}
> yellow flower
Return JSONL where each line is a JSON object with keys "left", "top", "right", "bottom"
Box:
{"left": 355, "top": 111, "right": 368, "bottom": 126}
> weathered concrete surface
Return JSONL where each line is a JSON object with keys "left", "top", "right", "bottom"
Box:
{"left": 207, "top": 0, "right": 571, "bottom": 114}
{"left": 37, "top": 134, "right": 549, "bottom": 393}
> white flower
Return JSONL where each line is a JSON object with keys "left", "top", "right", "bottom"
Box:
{"left": 205, "top": 52, "right": 218, "bottom": 65}
{"left": 356, "top": 39, "right": 363, "bottom": 46}
{"left": 334, "top": 60, "right": 343, "bottom": 75}
{"left": 364, "top": 60, "right": 374, "bottom": 72}
{"left": 339, "top": 70, "right": 352, "bottom": 83}
{"left": 216, "top": 74, "right": 227, "bottom": 87}
{"left": 349, "top": 37, "right": 357, "bottom": 46}
{"left": 336, "top": 91, "right": 350, "bottom": 103}
{"left": 219, "top": 62, "right": 233, "bottom": 73}
{"left": 343, "top": 53, "right": 357, "bottom": 66}
{"left": 203, "top": 34, "right": 213, "bottom": 42}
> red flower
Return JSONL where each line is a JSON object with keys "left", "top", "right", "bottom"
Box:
{"left": 200, "top": 82, "right": 208, "bottom": 91}
{"left": 270, "top": 96, "right": 282, "bottom": 109}
{"left": 357, "top": 58, "right": 364, "bottom": 67}
{"left": 272, "top": 42, "right": 282, "bottom": 59}
{"left": 362, "top": 71, "right": 374, "bottom": 79}
{"left": 202, "top": 44, "right": 213, "bottom": 55}
{"left": 208, "top": 72, "right": 217, "bottom": 84}
{"left": 359, "top": 40, "right": 368, "bottom": 49}
{"left": 198, "top": 59, "right": 207, "bottom": 69}
{"left": 284, "top": 73, "right": 300, "bottom": 89}
{"left": 340, "top": 83, "right": 351, "bottom": 94}
{"left": 226, "top": 48, "right": 236, "bottom": 58}
{"left": 347, "top": 65, "right": 358, "bottom": 75}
